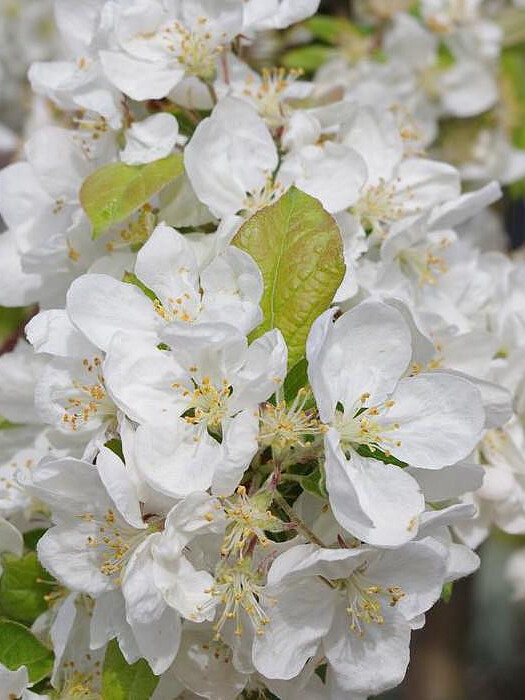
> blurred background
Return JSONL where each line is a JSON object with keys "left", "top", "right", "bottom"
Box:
{"left": 1, "top": 1, "right": 525, "bottom": 698}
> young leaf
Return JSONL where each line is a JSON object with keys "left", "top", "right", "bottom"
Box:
{"left": 80, "top": 154, "right": 184, "bottom": 239}
{"left": 0, "top": 620, "right": 53, "bottom": 683}
{"left": 22, "top": 529, "right": 47, "bottom": 551}
{"left": 102, "top": 640, "right": 159, "bottom": 700}
{"left": 233, "top": 187, "right": 345, "bottom": 369}
{"left": 356, "top": 444, "right": 408, "bottom": 469}
{"left": 282, "top": 45, "right": 335, "bottom": 72}
{"left": 283, "top": 358, "right": 309, "bottom": 403}
{"left": 300, "top": 466, "right": 328, "bottom": 500}
{"left": 0, "top": 306, "right": 29, "bottom": 346}
{"left": 305, "top": 14, "right": 356, "bottom": 44}
{"left": 441, "top": 582, "right": 453, "bottom": 603}
{"left": 0, "top": 553, "right": 56, "bottom": 625}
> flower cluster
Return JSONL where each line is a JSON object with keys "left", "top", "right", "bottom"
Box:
{"left": 2, "top": 1, "right": 525, "bottom": 699}
{"left": 0, "top": 0, "right": 57, "bottom": 156}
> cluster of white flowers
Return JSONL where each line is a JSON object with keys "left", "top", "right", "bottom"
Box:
{"left": 2, "top": 1, "right": 525, "bottom": 698}
{"left": 0, "top": 0, "right": 57, "bottom": 156}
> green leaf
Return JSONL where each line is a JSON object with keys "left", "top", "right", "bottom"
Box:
{"left": 304, "top": 14, "right": 355, "bottom": 44}
{"left": 22, "top": 530, "right": 47, "bottom": 551}
{"left": 356, "top": 444, "right": 408, "bottom": 469}
{"left": 0, "top": 307, "right": 29, "bottom": 345}
{"left": 233, "top": 187, "right": 345, "bottom": 369}
{"left": 80, "top": 154, "right": 184, "bottom": 239}
{"left": 441, "top": 582, "right": 453, "bottom": 603}
{"left": 283, "top": 358, "right": 309, "bottom": 403}
{"left": 102, "top": 640, "right": 159, "bottom": 700}
{"left": 300, "top": 466, "right": 327, "bottom": 500}
{"left": 122, "top": 272, "right": 157, "bottom": 301}
{"left": 0, "top": 553, "right": 56, "bottom": 625}
{"left": 0, "top": 619, "right": 53, "bottom": 683}
{"left": 282, "top": 45, "right": 334, "bottom": 72}
{"left": 105, "top": 438, "right": 125, "bottom": 462}
{"left": 0, "top": 417, "right": 20, "bottom": 430}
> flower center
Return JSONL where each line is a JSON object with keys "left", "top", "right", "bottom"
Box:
{"left": 163, "top": 18, "right": 223, "bottom": 81}
{"left": 83, "top": 509, "right": 158, "bottom": 586}
{"left": 335, "top": 394, "right": 402, "bottom": 455}
{"left": 153, "top": 292, "right": 196, "bottom": 323}
{"left": 243, "top": 67, "right": 303, "bottom": 128}
{"left": 337, "top": 564, "right": 406, "bottom": 636}
{"left": 61, "top": 357, "right": 115, "bottom": 432}
{"left": 174, "top": 375, "right": 231, "bottom": 429}
{"left": 243, "top": 178, "right": 285, "bottom": 215}
{"left": 352, "top": 180, "right": 408, "bottom": 237}
{"left": 259, "top": 388, "right": 322, "bottom": 451}
{"left": 200, "top": 559, "right": 270, "bottom": 639}
{"left": 57, "top": 671, "right": 101, "bottom": 700}
{"left": 106, "top": 205, "right": 157, "bottom": 253}
{"left": 398, "top": 244, "right": 449, "bottom": 286}
{"left": 221, "top": 486, "right": 283, "bottom": 558}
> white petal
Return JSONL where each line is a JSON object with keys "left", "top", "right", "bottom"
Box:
{"left": 307, "top": 302, "right": 411, "bottom": 423}
{"left": 387, "top": 373, "right": 485, "bottom": 468}
{"left": 407, "top": 462, "right": 484, "bottom": 501}
{"left": 100, "top": 50, "right": 184, "bottom": 101}
{"left": 122, "top": 537, "right": 165, "bottom": 625}
{"left": 395, "top": 159, "right": 461, "bottom": 212}
{"left": 428, "top": 181, "right": 502, "bottom": 230}
{"left": 121, "top": 114, "right": 179, "bottom": 165}
{"left": 18, "top": 457, "right": 110, "bottom": 517}
{"left": 104, "top": 333, "right": 185, "bottom": 425}
{"left": 171, "top": 627, "right": 247, "bottom": 700}
{"left": 367, "top": 540, "right": 447, "bottom": 620}
{"left": 26, "top": 309, "right": 97, "bottom": 358}
{"left": 325, "top": 432, "right": 424, "bottom": 547}
{"left": 153, "top": 555, "right": 215, "bottom": 622}
{"left": 212, "top": 409, "right": 259, "bottom": 496}
{"left": 252, "top": 577, "right": 334, "bottom": 680}
{"left": 37, "top": 521, "right": 114, "bottom": 596}
{"left": 134, "top": 421, "right": 217, "bottom": 498}
{"left": 230, "top": 330, "right": 288, "bottom": 411}
{"left": 134, "top": 223, "right": 199, "bottom": 307}
{"left": 185, "top": 97, "right": 278, "bottom": 217}
{"left": 0, "top": 663, "right": 29, "bottom": 698}
{"left": 0, "top": 231, "right": 41, "bottom": 307}
{"left": 161, "top": 493, "right": 225, "bottom": 553}
{"left": 67, "top": 274, "right": 159, "bottom": 351}
{"left": 90, "top": 591, "right": 140, "bottom": 663}
{"left": 96, "top": 447, "right": 145, "bottom": 530}
{"left": 129, "top": 605, "right": 181, "bottom": 675}
{"left": 324, "top": 603, "right": 411, "bottom": 697}
{"left": 340, "top": 105, "right": 403, "bottom": 186}
{"left": 279, "top": 142, "right": 367, "bottom": 213}
{"left": 0, "top": 517, "right": 24, "bottom": 560}
{"left": 200, "top": 247, "right": 263, "bottom": 335}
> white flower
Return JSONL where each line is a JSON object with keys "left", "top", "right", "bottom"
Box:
{"left": 252, "top": 540, "right": 447, "bottom": 696}
{"left": 100, "top": 0, "right": 243, "bottom": 101}
{"left": 307, "top": 301, "right": 485, "bottom": 545}
{"left": 0, "top": 126, "right": 110, "bottom": 307}
{"left": 19, "top": 447, "right": 182, "bottom": 674}
{"left": 28, "top": 0, "right": 121, "bottom": 128}
{"left": 66, "top": 223, "right": 263, "bottom": 351}
{"left": 185, "top": 97, "right": 279, "bottom": 218}
{"left": 121, "top": 113, "right": 180, "bottom": 166}
{"left": 242, "top": 0, "right": 321, "bottom": 31}
{"left": 104, "top": 324, "right": 287, "bottom": 497}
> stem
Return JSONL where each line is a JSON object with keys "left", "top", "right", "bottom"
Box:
{"left": 272, "top": 492, "right": 326, "bottom": 548}
{"left": 220, "top": 52, "right": 230, "bottom": 85}
{"left": 205, "top": 82, "right": 218, "bottom": 106}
